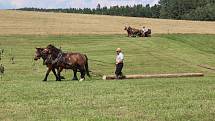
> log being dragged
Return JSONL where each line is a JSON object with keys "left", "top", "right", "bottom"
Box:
{"left": 102, "top": 73, "right": 204, "bottom": 80}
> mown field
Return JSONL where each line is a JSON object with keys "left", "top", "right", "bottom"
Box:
{"left": 0, "top": 34, "right": 215, "bottom": 121}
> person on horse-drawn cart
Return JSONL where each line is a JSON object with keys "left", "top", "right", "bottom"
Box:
{"left": 141, "top": 26, "right": 152, "bottom": 37}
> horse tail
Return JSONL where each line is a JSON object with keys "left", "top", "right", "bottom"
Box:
{"left": 84, "top": 54, "right": 91, "bottom": 77}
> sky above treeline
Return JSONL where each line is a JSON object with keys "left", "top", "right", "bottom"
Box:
{"left": 0, "top": 0, "right": 159, "bottom": 9}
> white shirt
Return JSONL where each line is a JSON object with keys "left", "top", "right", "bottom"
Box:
{"left": 116, "top": 52, "right": 124, "bottom": 63}
{"left": 142, "top": 28, "right": 148, "bottom": 32}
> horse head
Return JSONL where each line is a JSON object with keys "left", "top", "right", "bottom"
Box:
{"left": 34, "top": 48, "right": 49, "bottom": 61}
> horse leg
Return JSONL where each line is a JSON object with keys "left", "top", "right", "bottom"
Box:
{"left": 52, "top": 68, "right": 59, "bottom": 81}
{"left": 57, "top": 67, "right": 63, "bottom": 81}
{"left": 72, "top": 68, "right": 78, "bottom": 80}
{"left": 79, "top": 67, "right": 85, "bottom": 82}
{"left": 43, "top": 67, "right": 52, "bottom": 81}
{"left": 57, "top": 67, "right": 65, "bottom": 80}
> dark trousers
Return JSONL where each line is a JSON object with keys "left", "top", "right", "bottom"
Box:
{"left": 115, "top": 63, "right": 123, "bottom": 78}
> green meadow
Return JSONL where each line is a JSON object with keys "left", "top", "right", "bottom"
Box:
{"left": 0, "top": 34, "right": 215, "bottom": 121}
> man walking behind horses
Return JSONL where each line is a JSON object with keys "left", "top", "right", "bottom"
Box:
{"left": 115, "top": 48, "right": 124, "bottom": 79}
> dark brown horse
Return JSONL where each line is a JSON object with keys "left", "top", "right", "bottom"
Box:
{"left": 34, "top": 48, "right": 61, "bottom": 81}
{"left": 124, "top": 26, "right": 133, "bottom": 37}
{"left": 45, "top": 44, "right": 90, "bottom": 81}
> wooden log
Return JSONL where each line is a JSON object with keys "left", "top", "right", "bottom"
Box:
{"left": 102, "top": 73, "right": 204, "bottom": 80}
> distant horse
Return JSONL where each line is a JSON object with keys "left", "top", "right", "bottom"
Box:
{"left": 45, "top": 44, "right": 90, "bottom": 81}
{"left": 124, "top": 26, "right": 142, "bottom": 37}
{"left": 34, "top": 48, "right": 62, "bottom": 81}
{"left": 124, "top": 26, "right": 133, "bottom": 37}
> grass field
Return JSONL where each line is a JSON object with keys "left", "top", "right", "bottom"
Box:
{"left": 0, "top": 34, "right": 215, "bottom": 121}
{"left": 0, "top": 10, "right": 215, "bottom": 35}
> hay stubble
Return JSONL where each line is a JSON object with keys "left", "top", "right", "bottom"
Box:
{"left": 0, "top": 10, "right": 215, "bottom": 35}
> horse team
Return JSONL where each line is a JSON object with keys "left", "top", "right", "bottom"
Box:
{"left": 34, "top": 44, "right": 90, "bottom": 82}
{"left": 124, "top": 26, "right": 151, "bottom": 37}
{"left": 34, "top": 27, "right": 151, "bottom": 82}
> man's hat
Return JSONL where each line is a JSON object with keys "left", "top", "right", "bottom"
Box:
{"left": 116, "top": 48, "right": 122, "bottom": 52}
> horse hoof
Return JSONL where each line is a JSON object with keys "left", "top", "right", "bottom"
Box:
{"left": 72, "top": 78, "right": 78, "bottom": 81}
{"left": 79, "top": 78, "right": 84, "bottom": 82}
{"left": 43, "top": 80, "right": 47, "bottom": 82}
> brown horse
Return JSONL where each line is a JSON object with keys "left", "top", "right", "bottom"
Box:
{"left": 45, "top": 44, "right": 90, "bottom": 81}
{"left": 124, "top": 26, "right": 133, "bottom": 37}
{"left": 34, "top": 48, "right": 61, "bottom": 81}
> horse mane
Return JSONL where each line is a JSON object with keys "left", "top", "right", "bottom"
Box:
{"left": 46, "top": 44, "right": 62, "bottom": 59}
{"left": 47, "top": 44, "right": 61, "bottom": 53}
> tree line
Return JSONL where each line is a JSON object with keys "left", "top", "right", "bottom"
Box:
{"left": 18, "top": 0, "right": 215, "bottom": 21}
{"left": 18, "top": 4, "right": 161, "bottom": 18}
{"left": 159, "top": 0, "right": 215, "bottom": 21}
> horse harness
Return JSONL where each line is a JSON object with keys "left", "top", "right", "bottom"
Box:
{"left": 47, "top": 52, "right": 75, "bottom": 69}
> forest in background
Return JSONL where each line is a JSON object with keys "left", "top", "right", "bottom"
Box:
{"left": 18, "top": 0, "right": 215, "bottom": 21}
